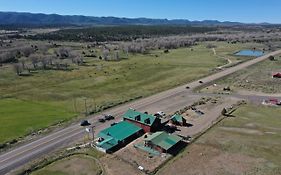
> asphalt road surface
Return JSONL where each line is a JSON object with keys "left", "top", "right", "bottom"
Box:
{"left": 1, "top": 49, "right": 281, "bottom": 174}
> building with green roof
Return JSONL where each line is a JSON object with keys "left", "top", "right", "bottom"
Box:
{"left": 170, "top": 114, "right": 187, "bottom": 126}
{"left": 96, "top": 121, "right": 143, "bottom": 153}
{"left": 123, "top": 109, "right": 161, "bottom": 133}
{"left": 144, "top": 131, "right": 183, "bottom": 153}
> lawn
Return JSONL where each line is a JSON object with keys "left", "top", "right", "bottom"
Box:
{"left": 158, "top": 104, "right": 281, "bottom": 175}
{"left": 0, "top": 41, "right": 258, "bottom": 144}
{"left": 32, "top": 155, "right": 102, "bottom": 175}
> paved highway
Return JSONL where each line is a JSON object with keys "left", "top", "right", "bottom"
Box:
{"left": 1, "top": 49, "right": 281, "bottom": 174}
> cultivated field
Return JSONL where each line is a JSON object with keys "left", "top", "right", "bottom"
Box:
{"left": 200, "top": 54, "right": 281, "bottom": 94}
{"left": 0, "top": 41, "right": 266, "bottom": 145}
{"left": 157, "top": 104, "right": 281, "bottom": 175}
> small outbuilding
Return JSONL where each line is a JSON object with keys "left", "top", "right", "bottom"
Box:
{"left": 273, "top": 73, "right": 281, "bottom": 78}
{"left": 144, "top": 131, "right": 183, "bottom": 153}
{"left": 170, "top": 114, "right": 187, "bottom": 126}
{"left": 96, "top": 121, "right": 143, "bottom": 153}
{"left": 123, "top": 109, "right": 161, "bottom": 133}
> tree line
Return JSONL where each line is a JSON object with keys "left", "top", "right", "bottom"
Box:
{"left": 20, "top": 25, "right": 217, "bottom": 42}
{"left": 0, "top": 44, "right": 84, "bottom": 76}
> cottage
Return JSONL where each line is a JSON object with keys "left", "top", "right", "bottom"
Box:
{"left": 123, "top": 109, "right": 161, "bottom": 133}
{"left": 144, "top": 131, "right": 183, "bottom": 153}
{"left": 96, "top": 121, "right": 143, "bottom": 153}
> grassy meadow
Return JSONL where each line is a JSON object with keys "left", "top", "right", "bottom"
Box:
{"left": 200, "top": 54, "right": 281, "bottom": 94}
{"left": 0, "top": 41, "right": 260, "bottom": 144}
{"left": 158, "top": 104, "right": 281, "bottom": 175}
{"left": 32, "top": 155, "right": 102, "bottom": 175}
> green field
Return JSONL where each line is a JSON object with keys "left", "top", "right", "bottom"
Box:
{"left": 218, "top": 105, "right": 281, "bottom": 166}
{"left": 0, "top": 99, "right": 75, "bottom": 143}
{"left": 0, "top": 42, "right": 262, "bottom": 144}
{"left": 158, "top": 104, "right": 281, "bottom": 175}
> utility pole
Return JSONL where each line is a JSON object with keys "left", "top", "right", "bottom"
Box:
{"left": 84, "top": 98, "right": 88, "bottom": 115}
{"left": 73, "top": 98, "right": 77, "bottom": 113}
{"left": 92, "top": 98, "right": 97, "bottom": 113}
{"left": 91, "top": 126, "right": 95, "bottom": 140}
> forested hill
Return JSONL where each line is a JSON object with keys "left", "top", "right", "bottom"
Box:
{"left": 0, "top": 11, "right": 243, "bottom": 27}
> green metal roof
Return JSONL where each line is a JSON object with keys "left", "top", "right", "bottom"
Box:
{"left": 96, "top": 137, "right": 118, "bottom": 150}
{"left": 99, "top": 121, "right": 142, "bottom": 141}
{"left": 123, "top": 109, "right": 157, "bottom": 127}
{"left": 171, "top": 114, "right": 185, "bottom": 123}
{"left": 97, "top": 121, "right": 142, "bottom": 151}
{"left": 144, "top": 132, "right": 182, "bottom": 150}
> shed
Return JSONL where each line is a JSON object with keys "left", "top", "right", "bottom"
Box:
{"left": 123, "top": 109, "right": 161, "bottom": 132}
{"left": 170, "top": 114, "right": 187, "bottom": 126}
{"left": 144, "top": 131, "right": 182, "bottom": 153}
{"left": 96, "top": 121, "right": 143, "bottom": 153}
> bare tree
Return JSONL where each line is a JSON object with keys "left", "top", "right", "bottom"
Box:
{"left": 37, "top": 44, "right": 50, "bottom": 54}
{"left": 0, "top": 52, "right": 17, "bottom": 63}
{"left": 19, "top": 58, "right": 27, "bottom": 69}
{"left": 21, "top": 47, "right": 35, "bottom": 57}
{"left": 13, "top": 63, "right": 23, "bottom": 76}
{"left": 73, "top": 56, "right": 84, "bottom": 65}
{"left": 46, "top": 55, "right": 55, "bottom": 65}
{"left": 30, "top": 54, "right": 40, "bottom": 69}
{"left": 114, "top": 51, "right": 120, "bottom": 61}
{"left": 102, "top": 49, "right": 110, "bottom": 61}
{"left": 55, "top": 47, "right": 70, "bottom": 59}
{"left": 40, "top": 57, "right": 49, "bottom": 70}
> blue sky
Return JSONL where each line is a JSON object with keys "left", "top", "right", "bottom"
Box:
{"left": 0, "top": 0, "right": 280, "bottom": 23}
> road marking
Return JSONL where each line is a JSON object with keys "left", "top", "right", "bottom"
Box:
{"left": 0, "top": 126, "right": 82, "bottom": 164}
{"left": 0, "top": 130, "right": 84, "bottom": 170}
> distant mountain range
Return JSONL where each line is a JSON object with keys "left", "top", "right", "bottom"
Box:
{"left": 0, "top": 11, "right": 270, "bottom": 27}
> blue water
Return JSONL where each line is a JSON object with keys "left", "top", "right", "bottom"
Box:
{"left": 235, "top": 50, "right": 264, "bottom": 57}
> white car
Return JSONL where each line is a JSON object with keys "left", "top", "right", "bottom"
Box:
{"left": 157, "top": 111, "right": 165, "bottom": 116}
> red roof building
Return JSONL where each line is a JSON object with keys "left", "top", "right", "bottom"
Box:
{"left": 123, "top": 109, "right": 161, "bottom": 133}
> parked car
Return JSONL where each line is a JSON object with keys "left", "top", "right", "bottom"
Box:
{"left": 195, "top": 110, "right": 204, "bottom": 115}
{"left": 98, "top": 118, "right": 106, "bottom": 123}
{"left": 111, "top": 122, "right": 117, "bottom": 126}
{"left": 80, "top": 120, "right": 91, "bottom": 126}
{"left": 199, "top": 80, "right": 203, "bottom": 84}
{"left": 104, "top": 114, "right": 115, "bottom": 120}
{"left": 157, "top": 111, "right": 166, "bottom": 117}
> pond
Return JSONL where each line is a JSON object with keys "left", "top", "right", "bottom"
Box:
{"left": 235, "top": 50, "right": 264, "bottom": 57}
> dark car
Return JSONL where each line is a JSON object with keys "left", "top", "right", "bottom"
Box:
{"left": 191, "top": 107, "right": 197, "bottom": 111}
{"left": 195, "top": 110, "right": 205, "bottom": 115}
{"left": 199, "top": 80, "right": 203, "bottom": 84}
{"left": 111, "top": 122, "right": 117, "bottom": 126}
{"left": 98, "top": 118, "right": 106, "bottom": 123}
{"left": 80, "top": 120, "right": 91, "bottom": 126}
{"left": 104, "top": 114, "right": 115, "bottom": 121}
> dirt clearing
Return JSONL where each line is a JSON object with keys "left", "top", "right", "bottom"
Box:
{"left": 157, "top": 104, "right": 281, "bottom": 175}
